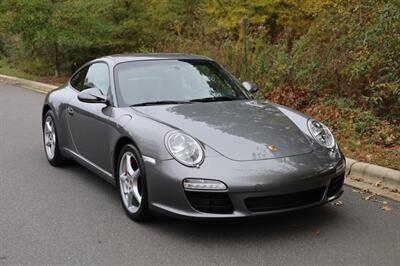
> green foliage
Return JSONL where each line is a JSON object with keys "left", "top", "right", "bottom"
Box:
{"left": 0, "top": 0, "right": 398, "bottom": 168}
{"left": 0, "top": 58, "right": 37, "bottom": 79}
{"left": 0, "top": 0, "right": 111, "bottom": 75}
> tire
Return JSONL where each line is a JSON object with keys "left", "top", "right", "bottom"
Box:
{"left": 43, "top": 110, "right": 66, "bottom": 166}
{"left": 117, "top": 144, "right": 151, "bottom": 222}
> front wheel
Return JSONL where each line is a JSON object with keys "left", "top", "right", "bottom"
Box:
{"left": 117, "top": 144, "right": 151, "bottom": 222}
{"left": 43, "top": 110, "right": 66, "bottom": 166}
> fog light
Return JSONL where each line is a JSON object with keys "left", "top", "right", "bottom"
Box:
{"left": 183, "top": 179, "right": 227, "bottom": 191}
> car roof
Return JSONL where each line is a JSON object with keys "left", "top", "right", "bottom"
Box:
{"left": 97, "top": 53, "right": 212, "bottom": 64}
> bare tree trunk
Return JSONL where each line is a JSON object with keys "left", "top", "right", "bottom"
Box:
{"left": 54, "top": 41, "right": 60, "bottom": 77}
{"left": 239, "top": 17, "right": 249, "bottom": 79}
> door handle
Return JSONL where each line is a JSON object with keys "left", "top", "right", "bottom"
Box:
{"left": 67, "top": 106, "right": 74, "bottom": 116}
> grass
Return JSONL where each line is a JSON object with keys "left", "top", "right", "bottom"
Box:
{"left": 0, "top": 59, "right": 37, "bottom": 80}
{"left": 0, "top": 59, "right": 67, "bottom": 85}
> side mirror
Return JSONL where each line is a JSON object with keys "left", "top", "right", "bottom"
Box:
{"left": 78, "top": 88, "right": 107, "bottom": 104}
{"left": 242, "top": 81, "right": 258, "bottom": 93}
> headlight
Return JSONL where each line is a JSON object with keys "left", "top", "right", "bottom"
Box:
{"left": 307, "top": 119, "right": 336, "bottom": 149}
{"left": 165, "top": 131, "right": 204, "bottom": 167}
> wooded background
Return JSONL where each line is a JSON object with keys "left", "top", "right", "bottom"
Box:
{"left": 0, "top": 0, "right": 399, "bottom": 169}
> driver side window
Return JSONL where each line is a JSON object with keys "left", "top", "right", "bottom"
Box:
{"left": 70, "top": 66, "right": 88, "bottom": 92}
{"left": 84, "top": 63, "right": 110, "bottom": 95}
{"left": 70, "top": 63, "right": 110, "bottom": 95}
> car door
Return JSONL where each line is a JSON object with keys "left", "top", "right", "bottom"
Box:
{"left": 67, "top": 62, "right": 114, "bottom": 172}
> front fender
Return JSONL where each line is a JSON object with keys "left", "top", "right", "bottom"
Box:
{"left": 42, "top": 85, "right": 75, "bottom": 154}
{"left": 270, "top": 101, "right": 344, "bottom": 164}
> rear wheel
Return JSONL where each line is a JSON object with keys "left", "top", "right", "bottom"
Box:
{"left": 43, "top": 110, "right": 66, "bottom": 166}
{"left": 117, "top": 144, "right": 150, "bottom": 222}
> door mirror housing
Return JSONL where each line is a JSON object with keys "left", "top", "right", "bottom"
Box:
{"left": 78, "top": 88, "right": 108, "bottom": 104}
{"left": 242, "top": 81, "right": 258, "bottom": 93}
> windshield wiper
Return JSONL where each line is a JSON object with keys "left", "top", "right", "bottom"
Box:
{"left": 130, "top": 96, "right": 240, "bottom": 106}
{"left": 130, "top": 100, "right": 190, "bottom": 107}
{"left": 189, "top": 96, "right": 239, "bottom": 103}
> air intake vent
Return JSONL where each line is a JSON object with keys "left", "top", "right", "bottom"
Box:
{"left": 185, "top": 191, "right": 234, "bottom": 214}
{"left": 245, "top": 187, "right": 326, "bottom": 212}
{"left": 327, "top": 173, "right": 344, "bottom": 197}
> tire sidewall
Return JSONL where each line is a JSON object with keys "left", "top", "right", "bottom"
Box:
{"left": 43, "top": 110, "right": 63, "bottom": 165}
{"left": 117, "top": 144, "right": 149, "bottom": 221}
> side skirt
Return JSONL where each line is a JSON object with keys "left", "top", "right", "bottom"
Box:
{"left": 63, "top": 148, "right": 116, "bottom": 186}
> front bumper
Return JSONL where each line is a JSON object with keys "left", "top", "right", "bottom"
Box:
{"left": 145, "top": 151, "right": 345, "bottom": 219}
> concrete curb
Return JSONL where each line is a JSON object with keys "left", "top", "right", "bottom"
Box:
{"left": 345, "top": 158, "right": 400, "bottom": 201}
{"left": 346, "top": 158, "right": 400, "bottom": 188}
{"left": 1, "top": 73, "right": 400, "bottom": 200}
{"left": 0, "top": 74, "right": 57, "bottom": 94}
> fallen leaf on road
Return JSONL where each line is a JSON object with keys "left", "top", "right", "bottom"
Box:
{"left": 390, "top": 188, "right": 399, "bottom": 193}
{"left": 374, "top": 180, "right": 383, "bottom": 187}
{"left": 314, "top": 229, "right": 320, "bottom": 236}
{"left": 370, "top": 198, "right": 388, "bottom": 205}
{"left": 352, "top": 176, "right": 364, "bottom": 182}
{"left": 380, "top": 205, "right": 392, "bottom": 212}
{"left": 330, "top": 200, "right": 343, "bottom": 206}
{"left": 364, "top": 195, "right": 375, "bottom": 201}
{"left": 352, "top": 189, "right": 364, "bottom": 194}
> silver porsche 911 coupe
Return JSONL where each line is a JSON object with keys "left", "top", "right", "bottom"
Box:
{"left": 42, "top": 53, "right": 345, "bottom": 221}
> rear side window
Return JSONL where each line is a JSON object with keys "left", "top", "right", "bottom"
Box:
{"left": 70, "top": 66, "right": 88, "bottom": 92}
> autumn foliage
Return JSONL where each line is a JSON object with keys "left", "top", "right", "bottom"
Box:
{"left": 0, "top": 0, "right": 398, "bottom": 169}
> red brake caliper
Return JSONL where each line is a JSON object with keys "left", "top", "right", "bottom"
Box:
{"left": 131, "top": 158, "right": 137, "bottom": 171}
{"left": 125, "top": 159, "right": 128, "bottom": 176}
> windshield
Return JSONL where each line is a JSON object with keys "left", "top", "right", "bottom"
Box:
{"left": 114, "top": 60, "right": 250, "bottom": 106}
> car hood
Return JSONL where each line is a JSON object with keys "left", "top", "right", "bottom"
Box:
{"left": 133, "top": 100, "right": 313, "bottom": 161}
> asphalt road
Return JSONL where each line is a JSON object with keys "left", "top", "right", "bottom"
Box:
{"left": 1, "top": 84, "right": 399, "bottom": 265}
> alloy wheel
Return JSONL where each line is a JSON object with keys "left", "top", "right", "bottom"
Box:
{"left": 44, "top": 115, "right": 56, "bottom": 160}
{"left": 119, "top": 151, "right": 142, "bottom": 213}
